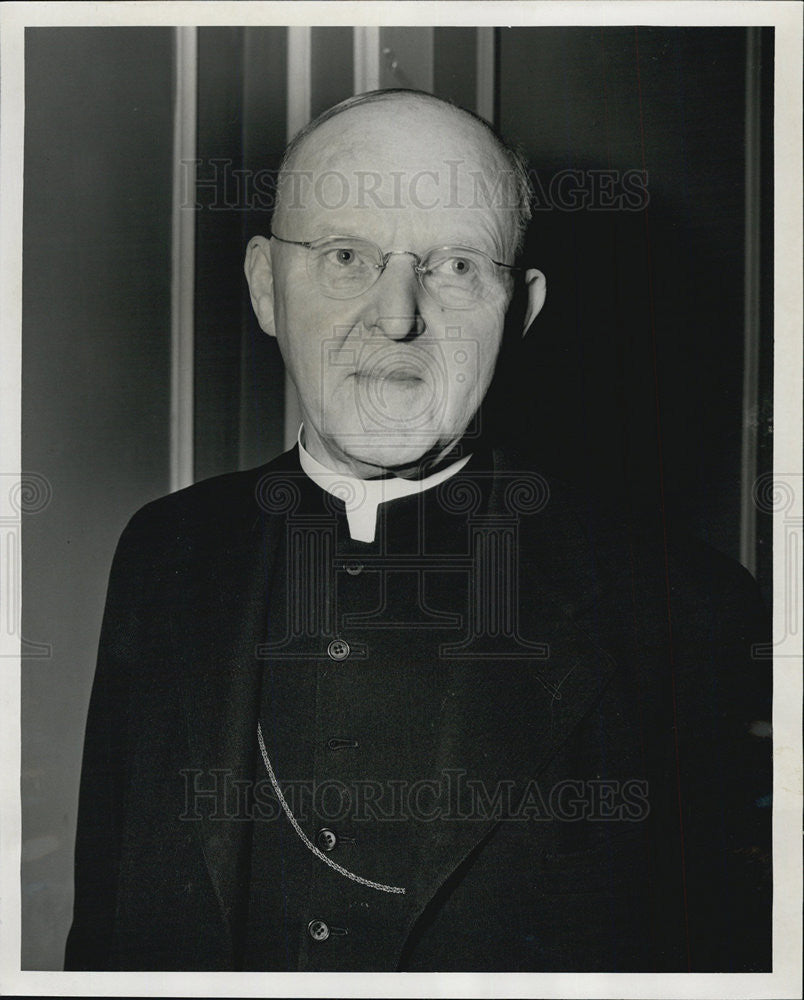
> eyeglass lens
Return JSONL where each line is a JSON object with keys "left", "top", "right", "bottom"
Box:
{"left": 307, "top": 237, "right": 501, "bottom": 309}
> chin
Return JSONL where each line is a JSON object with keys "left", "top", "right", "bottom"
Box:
{"left": 337, "top": 432, "right": 443, "bottom": 473}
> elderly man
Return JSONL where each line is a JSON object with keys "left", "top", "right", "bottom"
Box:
{"left": 66, "top": 90, "right": 771, "bottom": 972}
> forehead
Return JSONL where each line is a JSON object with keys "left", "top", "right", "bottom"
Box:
{"left": 276, "top": 100, "right": 516, "bottom": 252}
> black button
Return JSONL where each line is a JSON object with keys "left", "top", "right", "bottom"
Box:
{"left": 328, "top": 737, "right": 359, "bottom": 751}
{"left": 316, "top": 828, "right": 338, "bottom": 852}
{"left": 344, "top": 561, "right": 363, "bottom": 576}
{"left": 327, "top": 638, "right": 350, "bottom": 661}
{"left": 307, "top": 918, "right": 330, "bottom": 942}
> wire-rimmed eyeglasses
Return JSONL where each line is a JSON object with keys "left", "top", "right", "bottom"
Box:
{"left": 270, "top": 232, "right": 519, "bottom": 311}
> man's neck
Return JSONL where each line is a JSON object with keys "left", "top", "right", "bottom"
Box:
{"left": 298, "top": 425, "right": 468, "bottom": 482}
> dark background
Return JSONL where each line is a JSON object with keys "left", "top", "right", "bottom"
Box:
{"left": 21, "top": 26, "right": 773, "bottom": 968}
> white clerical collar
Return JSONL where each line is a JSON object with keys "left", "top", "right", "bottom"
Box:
{"left": 297, "top": 425, "right": 471, "bottom": 543}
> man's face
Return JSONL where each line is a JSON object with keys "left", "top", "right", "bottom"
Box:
{"left": 248, "top": 99, "right": 537, "bottom": 476}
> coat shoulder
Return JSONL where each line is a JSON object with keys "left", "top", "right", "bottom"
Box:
{"left": 491, "top": 444, "right": 765, "bottom": 635}
{"left": 121, "top": 448, "right": 298, "bottom": 550}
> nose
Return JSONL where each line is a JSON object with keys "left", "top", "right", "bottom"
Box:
{"left": 363, "top": 253, "right": 425, "bottom": 341}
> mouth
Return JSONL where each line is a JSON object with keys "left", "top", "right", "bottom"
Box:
{"left": 353, "top": 370, "right": 423, "bottom": 383}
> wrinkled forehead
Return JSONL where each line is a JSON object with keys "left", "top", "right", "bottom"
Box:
{"left": 273, "top": 103, "right": 519, "bottom": 255}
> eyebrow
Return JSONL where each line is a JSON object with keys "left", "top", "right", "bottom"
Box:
{"left": 296, "top": 230, "right": 509, "bottom": 260}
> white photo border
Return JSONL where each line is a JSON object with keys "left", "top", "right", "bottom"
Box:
{"left": 1, "top": 2, "right": 800, "bottom": 997}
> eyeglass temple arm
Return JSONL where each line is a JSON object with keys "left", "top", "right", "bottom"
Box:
{"left": 269, "top": 232, "right": 313, "bottom": 249}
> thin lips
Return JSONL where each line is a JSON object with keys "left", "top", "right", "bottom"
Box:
{"left": 353, "top": 369, "right": 423, "bottom": 381}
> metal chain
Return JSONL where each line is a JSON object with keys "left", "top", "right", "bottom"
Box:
{"left": 256, "top": 722, "right": 406, "bottom": 895}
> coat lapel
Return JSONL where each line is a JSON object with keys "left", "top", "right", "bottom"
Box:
{"left": 173, "top": 458, "right": 291, "bottom": 959}
{"left": 400, "top": 450, "right": 620, "bottom": 952}
{"left": 408, "top": 582, "right": 618, "bottom": 903}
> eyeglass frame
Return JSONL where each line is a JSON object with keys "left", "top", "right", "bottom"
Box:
{"left": 268, "top": 231, "right": 521, "bottom": 310}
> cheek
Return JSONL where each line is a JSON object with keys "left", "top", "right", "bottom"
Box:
{"left": 275, "top": 292, "right": 354, "bottom": 379}
{"left": 453, "top": 313, "right": 504, "bottom": 373}
{"left": 441, "top": 326, "right": 503, "bottom": 421}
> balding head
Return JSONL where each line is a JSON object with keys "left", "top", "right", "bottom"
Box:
{"left": 273, "top": 89, "right": 533, "bottom": 260}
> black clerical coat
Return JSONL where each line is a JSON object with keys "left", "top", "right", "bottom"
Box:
{"left": 64, "top": 446, "right": 771, "bottom": 971}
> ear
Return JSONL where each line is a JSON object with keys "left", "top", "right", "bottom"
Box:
{"left": 244, "top": 235, "right": 276, "bottom": 337}
{"left": 522, "top": 268, "right": 547, "bottom": 336}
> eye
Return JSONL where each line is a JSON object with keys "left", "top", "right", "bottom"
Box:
{"left": 333, "top": 247, "right": 357, "bottom": 266}
{"left": 319, "top": 244, "right": 375, "bottom": 272}
{"left": 427, "top": 253, "right": 478, "bottom": 279}
{"left": 449, "top": 257, "right": 473, "bottom": 275}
